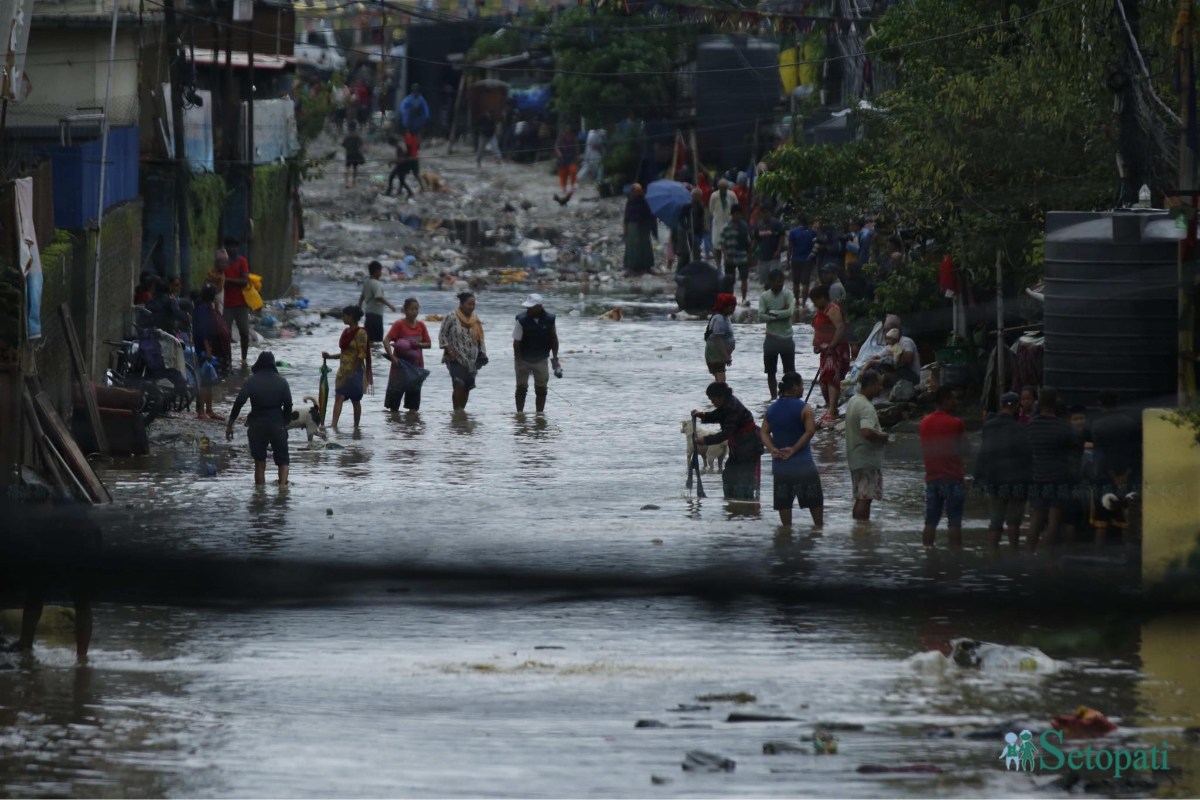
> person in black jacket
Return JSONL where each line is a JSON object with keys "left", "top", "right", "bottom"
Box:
{"left": 225, "top": 352, "right": 293, "bottom": 487}
{"left": 691, "top": 382, "right": 761, "bottom": 501}
{"left": 974, "top": 392, "right": 1032, "bottom": 548}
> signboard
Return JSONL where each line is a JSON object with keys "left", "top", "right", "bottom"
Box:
{"left": 233, "top": 0, "right": 253, "bottom": 22}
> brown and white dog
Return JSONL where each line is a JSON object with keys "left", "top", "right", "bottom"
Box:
{"left": 287, "top": 395, "right": 327, "bottom": 444}
{"left": 681, "top": 419, "right": 727, "bottom": 473}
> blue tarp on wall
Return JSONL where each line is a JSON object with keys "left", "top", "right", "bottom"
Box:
{"left": 47, "top": 126, "right": 140, "bottom": 229}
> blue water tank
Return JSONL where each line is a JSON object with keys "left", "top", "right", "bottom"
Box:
{"left": 1042, "top": 211, "right": 1180, "bottom": 407}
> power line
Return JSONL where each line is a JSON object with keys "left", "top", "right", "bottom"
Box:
{"left": 130, "top": 0, "right": 1086, "bottom": 78}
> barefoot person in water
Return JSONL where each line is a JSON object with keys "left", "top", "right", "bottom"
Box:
{"left": 323, "top": 306, "right": 373, "bottom": 429}
{"left": 226, "top": 351, "right": 292, "bottom": 486}
{"left": 439, "top": 292, "right": 487, "bottom": 411}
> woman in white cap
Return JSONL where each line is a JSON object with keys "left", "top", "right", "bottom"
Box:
{"left": 512, "top": 293, "right": 560, "bottom": 414}
{"left": 439, "top": 291, "right": 487, "bottom": 410}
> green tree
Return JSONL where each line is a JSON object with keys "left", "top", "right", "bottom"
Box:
{"left": 760, "top": 0, "right": 1181, "bottom": 321}
{"left": 547, "top": 7, "right": 695, "bottom": 126}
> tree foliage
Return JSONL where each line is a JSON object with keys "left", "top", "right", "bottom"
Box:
{"left": 547, "top": 8, "right": 694, "bottom": 126}
{"left": 759, "top": 0, "right": 1182, "bottom": 321}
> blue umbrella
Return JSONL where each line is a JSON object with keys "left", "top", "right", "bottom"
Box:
{"left": 644, "top": 180, "right": 693, "bottom": 228}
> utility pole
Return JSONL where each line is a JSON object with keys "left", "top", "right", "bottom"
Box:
{"left": 242, "top": 3, "right": 256, "bottom": 268}
{"left": 163, "top": 0, "right": 192, "bottom": 297}
{"left": 1116, "top": 0, "right": 1145, "bottom": 206}
{"left": 1179, "top": 0, "right": 1198, "bottom": 403}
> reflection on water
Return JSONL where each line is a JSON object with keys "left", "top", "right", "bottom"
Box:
{"left": 4, "top": 281, "right": 1193, "bottom": 797}
{"left": 245, "top": 489, "right": 291, "bottom": 553}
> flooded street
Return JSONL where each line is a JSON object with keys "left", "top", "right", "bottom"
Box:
{"left": 2, "top": 278, "right": 1198, "bottom": 797}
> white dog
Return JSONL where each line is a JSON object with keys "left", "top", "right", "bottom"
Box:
{"left": 287, "top": 395, "right": 327, "bottom": 444}
{"left": 681, "top": 419, "right": 727, "bottom": 473}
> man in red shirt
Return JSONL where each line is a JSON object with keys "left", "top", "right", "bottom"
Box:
{"left": 919, "top": 386, "right": 968, "bottom": 548}
{"left": 222, "top": 236, "right": 251, "bottom": 367}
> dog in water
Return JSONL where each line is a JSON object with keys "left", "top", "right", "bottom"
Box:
{"left": 287, "top": 395, "right": 327, "bottom": 444}
{"left": 681, "top": 419, "right": 727, "bottom": 473}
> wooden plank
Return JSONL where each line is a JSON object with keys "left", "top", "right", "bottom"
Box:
{"left": 0, "top": 362, "right": 20, "bottom": 491}
{"left": 32, "top": 390, "right": 111, "bottom": 504}
{"left": 21, "top": 384, "right": 72, "bottom": 499}
{"left": 58, "top": 302, "right": 108, "bottom": 455}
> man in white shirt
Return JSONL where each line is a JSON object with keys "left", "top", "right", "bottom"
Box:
{"left": 708, "top": 180, "right": 735, "bottom": 268}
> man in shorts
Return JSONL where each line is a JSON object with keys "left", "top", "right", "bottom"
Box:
{"left": 844, "top": 369, "right": 889, "bottom": 520}
{"left": 786, "top": 217, "right": 818, "bottom": 311}
{"left": 512, "top": 293, "right": 560, "bottom": 414}
{"left": 761, "top": 371, "right": 823, "bottom": 527}
{"left": 1027, "top": 387, "right": 1082, "bottom": 550}
{"left": 919, "top": 386, "right": 968, "bottom": 547}
{"left": 975, "top": 392, "right": 1032, "bottom": 547}
{"left": 226, "top": 351, "right": 293, "bottom": 487}
{"left": 758, "top": 268, "right": 796, "bottom": 400}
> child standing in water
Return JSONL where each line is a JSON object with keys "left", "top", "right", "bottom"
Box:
{"left": 322, "top": 305, "right": 372, "bottom": 428}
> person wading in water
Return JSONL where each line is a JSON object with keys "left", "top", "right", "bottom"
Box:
{"left": 691, "top": 382, "right": 762, "bottom": 503}
{"left": 439, "top": 292, "right": 487, "bottom": 411}
{"left": 322, "top": 306, "right": 372, "bottom": 429}
{"left": 512, "top": 293, "right": 560, "bottom": 414}
{"left": 226, "top": 351, "right": 293, "bottom": 486}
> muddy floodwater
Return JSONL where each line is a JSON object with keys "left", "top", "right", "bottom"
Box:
{"left": 2, "top": 279, "right": 1197, "bottom": 798}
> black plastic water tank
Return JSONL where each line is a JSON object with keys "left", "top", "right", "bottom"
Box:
{"left": 675, "top": 261, "right": 721, "bottom": 315}
{"left": 1042, "top": 210, "right": 1180, "bottom": 407}
{"left": 696, "top": 36, "right": 782, "bottom": 171}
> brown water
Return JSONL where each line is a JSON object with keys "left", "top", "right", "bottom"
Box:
{"left": 1, "top": 279, "right": 1197, "bottom": 797}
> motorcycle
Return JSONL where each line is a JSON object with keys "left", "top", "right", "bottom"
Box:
{"left": 103, "top": 310, "right": 194, "bottom": 425}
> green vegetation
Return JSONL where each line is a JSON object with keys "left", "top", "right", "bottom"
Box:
{"left": 758, "top": 0, "right": 1180, "bottom": 321}
{"left": 41, "top": 229, "right": 75, "bottom": 270}
{"left": 188, "top": 173, "right": 228, "bottom": 286}
{"left": 1165, "top": 403, "right": 1200, "bottom": 445}
{"left": 252, "top": 164, "right": 290, "bottom": 221}
{"left": 547, "top": 7, "right": 695, "bottom": 125}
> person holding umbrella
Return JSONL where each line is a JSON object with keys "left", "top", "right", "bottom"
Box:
{"left": 623, "top": 184, "right": 657, "bottom": 275}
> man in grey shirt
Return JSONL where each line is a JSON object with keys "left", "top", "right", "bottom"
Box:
{"left": 226, "top": 352, "right": 293, "bottom": 487}
{"left": 758, "top": 268, "right": 796, "bottom": 399}
{"left": 359, "top": 260, "right": 397, "bottom": 343}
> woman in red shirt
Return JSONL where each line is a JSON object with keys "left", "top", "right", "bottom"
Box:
{"left": 383, "top": 297, "right": 431, "bottom": 411}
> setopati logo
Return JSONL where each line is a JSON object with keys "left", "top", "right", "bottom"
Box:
{"left": 1000, "top": 729, "right": 1170, "bottom": 777}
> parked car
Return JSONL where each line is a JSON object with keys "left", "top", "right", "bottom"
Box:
{"left": 295, "top": 28, "right": 346, "bottom": 73}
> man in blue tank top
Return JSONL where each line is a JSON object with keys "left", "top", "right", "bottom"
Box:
{"left": 512, "top": 293, "right": 561, "bottom": 413}
{"left": 760, "top": 371, "right": 824, "bottom": 528}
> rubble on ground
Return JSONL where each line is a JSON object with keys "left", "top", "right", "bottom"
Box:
{"left": 296, "top": 132, "right": 675, "bottom": 296}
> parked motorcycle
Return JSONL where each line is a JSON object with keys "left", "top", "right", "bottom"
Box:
{"left": 103, "top": 310, "right": 194, "bottom": 425}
